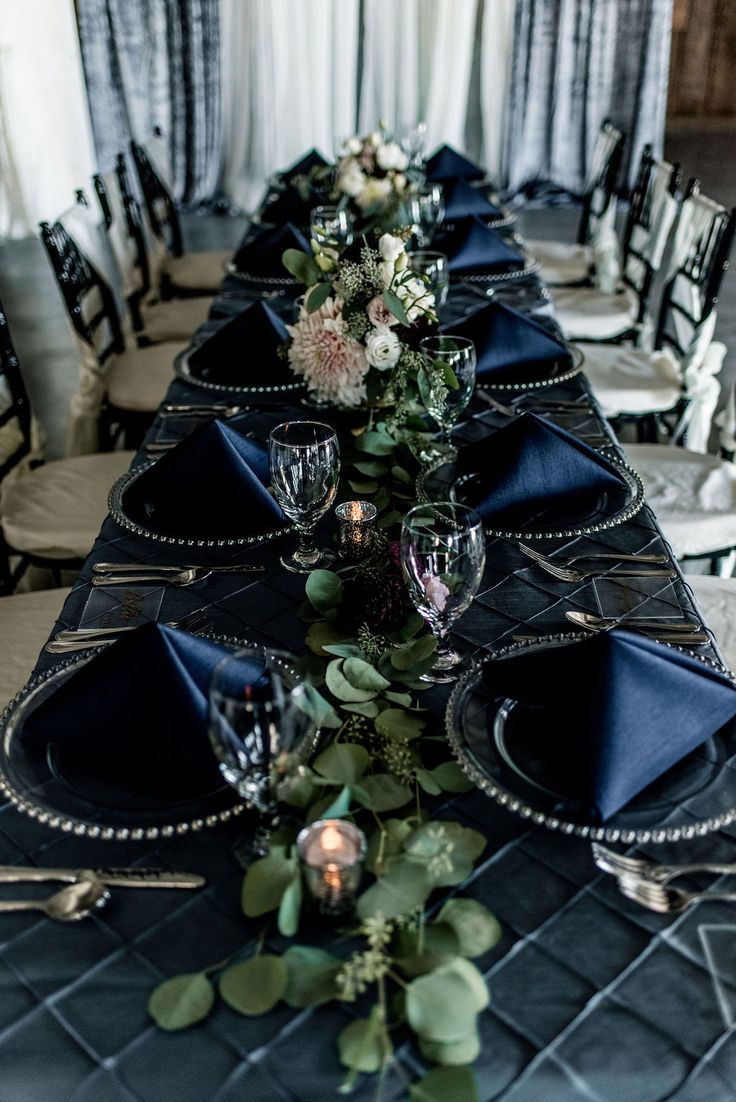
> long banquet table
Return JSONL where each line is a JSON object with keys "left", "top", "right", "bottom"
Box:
{"left": 2, "top": 220, "right": 736, "bottom": 1102}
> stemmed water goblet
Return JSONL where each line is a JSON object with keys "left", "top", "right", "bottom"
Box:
{"left": 269, "top": 421, "right": 340, "bottom": 573}
{"left": 310, "top": 205, "right": 355, "bottom": 255}
{"left": 419, "top": 335, "right": 476, "bottom": 458}
{"left": 400, "top": 503, "right": 486, "bottom": 683}
{"left": 407, "top": 183, "right": 445, "bottom": 246}
{"left": 400, "top": 121, "right": 428, "bottom": 170}
{"left": 409, "top": 250, "right": 449, "bottom": 308}
{"left": 208, "top": 647, "right": 313, "bottom": 857}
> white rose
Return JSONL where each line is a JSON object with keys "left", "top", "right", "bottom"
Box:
{"left": 379, "top": 260, "right": 395, "bottom": 289}
{"left": 368, "top": 130, "right": 381, "bottom": 148}
{"left": 398, "top": 275, "right": 436, "bottom": 321}
{"left": 337, "top": 160, "right": 366, "bottom": 198}
{"left": 365, "top": 327, "right": 401, "bottom": 370}
{"left": 355, "top": 176, "right": 392, "bottom": 210}
{"left": 347, "top": 137, "right": 362, "bottom": 155}
{"left": 394, "top": 172, "right": 407, "bottom": 192}
{"left": 376, "top": 141, "right": 409, "bottom": 172}
{"left": 378, "top": 233, "right": 404, "bottom": 264}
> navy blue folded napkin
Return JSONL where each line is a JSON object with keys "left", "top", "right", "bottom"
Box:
{"left": 23, "top": 625, "right": 269, "bottom": 794}
{"left": 458, "top": 413, "right": 625, "bottom": 523}
{"left": 124, "top": 420, "right": 286, "bottom": 539}
{"left": 483, "top": 629, "right": 736, "bottom": 821}
{"left": 261, "top": 184, "right": 327, "bottom": 227}
{"left": 188, "top": 301, "right": 293, "bottom": 387}
{"left": 232, "top": 222, "right": 311, "bottom": 278}
{"left": 425, "top": 145, "right": 485, "bottom": 182}
{"left": 441, "top": 218, "right": 525, "bottom": 274}
{"left": 444, "top": 301, "right": 573, "bottom": 381}
{"left": 443, "top": 179, "right": 503, "bottom": 222}
{"left": 280, "top": 148, "right": 329, "bottom": 181}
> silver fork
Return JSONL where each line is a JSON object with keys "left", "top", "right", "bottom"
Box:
{"left": 592, "top": 842, "right": 736, "bottom": 885}
{"left": 618, "top": 876, "right": 736, "bottom": 914}
{"left": 517, "top": 543, "right": 676, "bottom": 582}
{"left": 46, "top": 610, "right": 212, "bottom": 653}
{"left": 92, "top": 565, "right": 263, "bottom": 587}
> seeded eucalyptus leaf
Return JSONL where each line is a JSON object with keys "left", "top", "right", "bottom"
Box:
{"left": 322, "top": 644, "right": 366, "bottom": 659}
{"left": 353, "top": 775, "right": 413, "bottom": 812}
{"left": 242, "top": 853, "right": 298, "bottom": 917}
{"left": 341, "top": 700, "right": 380, "bottom": 718}
{"left": 348, "top": 478, "right": 379, "bottom": 493}
{"left": 384, "top": 691, "right": 413, "bottom": 707}
{"left": 306, "top": 281, "right": 332, "bottom": 312}
{"left": 338, "top": 1008, "right": 386, "bottom": 1073}
{"left": 313, "top": 742, "right": 370, "bottom": 784}
{"left": 306, "top": 570, "right": 343, "bottom": 613}
{"left": 440, "top": 364, "right": 460, "bottom": 390}
{"left": 366, "top": 818, "right": 415, "bottom": 874}
{"left": 325, "top": 659, "right": 377, "bottom": 703}
{"left": 396, "top": 611, "right": 425, "bottom": 641}
{"left": 375, "top": 708, "right": 425, "bottom": 741}
{"left": 342, "top": 657, "right": 391, "bottom": 693}
{"left": 309, "top": 784, "right": 352, "bottom": 822}
{"left": 283, "top": 946, "right": 342, "bottom": 1008}
{"left": 435, "top": 899, "right": 502, "bottom": 958}
{"left": 405, "top": 963, "right": 479, "bottom": 1043}
{"left": 297, "top": 599, "right": 324, "bottom": 623}
{"left": 413, "top": 1063, "right": 481, "bottom": 1099}
{"left": 280, "top": 770, "right": 317, "bottom": 809}
{"left": 391, "top": 635, "right": 437, "bottom": 671}
{"left": 395, "top": 922, "right": 461, "bottom": 977}
{"left": 277, "top": 873, "right": 302, "bottom": 937}
{"left": 356, "top": 857, "right": 431, "bottom": 920}
{"left": 295, "top": 682, "right": 341, "bottom": 729}
{"left": 391, "top": 464, "right": 413, "bottom": 484}
{"left": 383, "top": 288, "right": 410, "bottom": 327}
{"left": 355, "top": 430, "right": 397, "bottom": 456}
{"left": 148, "top": 972, "right": 215, "bottom": 1031}
{"left": 430, "top": 761, "right": 474, "bottom": 793}
{"left": 305, "top": 621, "right": 348, "bottom": 656}
{"left": 351, "top": 458, "right": 390, "bottom": 477}
{"left": 417, "top": 365, "right": 433, "bottom": 410}
{"left": 219, "top": 955, "right": 288, "bottom": 1016}
{"left": 282, "top": 248, "right": 320, "bottom": 286}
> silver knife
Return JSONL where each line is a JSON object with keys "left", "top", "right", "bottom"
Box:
{"left": 0, "top": 866, "right": 205, "bottom": 889}
{"left": 92, "top": 563, "right": 264, "bottom": 574}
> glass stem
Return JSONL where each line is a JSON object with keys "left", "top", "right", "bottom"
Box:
{"left": 296, "top": 522, "right": 317, "bottom": 560}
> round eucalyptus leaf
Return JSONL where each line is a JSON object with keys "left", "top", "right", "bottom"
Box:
{"left": 342, "top": 656, "right": 392, "bottom": 693}
{"left": 283, "top": 946, "right": 342, "bottom": 1008}
{"left": 148, "top": 972, "right": 215, "bottom": 1032}
{"left": 277, "top": 873, "right": 302, "bottom": 937}
{"left": 443, "top": 958, "right": 490, "bottom": 1012}
{"left": 436, "top": 899, "right": 502, "bottom": 958}
{"left": 395, "top": 922, "right": 461, "bottom": 977}
{"left": 409, "top": 1066, "right": 480, "bottom": 1101}
{"left": 242, "top": 853, "right": 297, "bottom": 917}
{"left": 353, "top": 775, "right": 413, "bottom": 812}
{"left": 375, "top": 708, "right": 425, "bottom": 741}
{"left": 338, "top": 1009, "right": 386, "bottom": 1072}
{"left": 313, "top": 742, "right": 370, "bottom": 784}
{"left": 366, "top": 818, "right": 415, "bottom": 874}
{"left": 357, "top": 858, "right": 431, "bottom": 920}
{"left": 405, "top": 964, "right": 479, "bottom": 1043}
{"left": 325, "top": 659, "right": 376, "bottom": 702}
{"left": 219, "top": 955, "right": 288, "bottom": 1016}
{"left": 418, "top": 1024, "right": 481, "bottom": 1066}
{"left": 305, "top": 569, "right": 343, "bottom": 613}
{"left": 430, "top": 761, "right": 474, "bottom": 793}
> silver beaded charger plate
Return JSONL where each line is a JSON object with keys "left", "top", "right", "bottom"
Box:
{"left": 108, "top": 461, "right": 293, "bottom": 549}
{"left": 224, "top": 261, "right": 299, "bottom": 290}
{"left": 0, "top": 637, "right": 318, "bottom": 842}
{"left": 446, "top": 634, "right": 736, "bottom": 844}
{"left": 417, "top": 456, "right": 644, "bottom": 540}
{"left": 175, "top": 346, "right": 307, "bottom": 398}
{"left": 453, "top": 257, "right": 541, "bottom": 284}
{"left": 470, "top": 342, "right": 584, "bottom": 392}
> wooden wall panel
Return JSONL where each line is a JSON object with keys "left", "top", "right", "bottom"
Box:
{"left": 668, "top": 0, "right": 736, "bottom": 117}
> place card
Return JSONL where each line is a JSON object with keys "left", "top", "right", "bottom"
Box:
{"left": 591, "top": 576, "right": 684, "bottom": 621}
{"left": 79, "top": 584, "right": 165, "bottom": 630}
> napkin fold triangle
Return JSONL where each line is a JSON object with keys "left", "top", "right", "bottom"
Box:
{"left": 23, "top": 625, "right": 267, "bottom": 793}
{"left": 459, "top": 413, "right": 625, "bottom": 523}
{"left": 262, "top": 184, "right": 327, "bottom": 227}
{"left": 445, "top": 301, "right": 573, "bottom": 380}
{"left": 232, "top": 222, "right": 311, "bottom": 278}
{"left": 483, "top": 629, "right": 736, "bottom": 821}
{"left": 124, "top": 420, "right": 286, "bottom": 539}
{"left": 188, "top": 301, "right": 293, "bottom": 387}
{"left": 426, "top": 144, "right": 485, "bottom": 182}
{"left": 441, "top": 217, "right": 525, "bottom": 274}
{"left": 443, "top": 179, "right": 503, "bottom": 222}
{"left": 280, "top": 148, "right": 329, "bottom": 181}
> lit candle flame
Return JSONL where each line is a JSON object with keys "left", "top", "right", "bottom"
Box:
{"left": 321, "top": 825, "right": 343, "bottom": 852}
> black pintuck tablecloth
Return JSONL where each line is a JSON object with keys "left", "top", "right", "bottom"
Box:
{"left": 1, "top": 240, "right": 735, "bottom": 1102}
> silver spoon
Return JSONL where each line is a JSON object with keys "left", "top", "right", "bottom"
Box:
{"left": 0, "top": 876, "right": 110, "bottom": 922}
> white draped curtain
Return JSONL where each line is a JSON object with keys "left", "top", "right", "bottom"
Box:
{"left": 219, "top": 0, "right": 516, "bottom": 212}
{"left": 0, "top": 0, "right": 97, "bottom": 239}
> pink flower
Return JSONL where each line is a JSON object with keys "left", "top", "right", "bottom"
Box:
{"left": 421, "top": 572, "right": 450, "bottom": 612}
{"left": 366, "top": 296, "right": 400, "bottom": 329}
{"left": 286, "top": 297, "right": 369, "bottom": 408}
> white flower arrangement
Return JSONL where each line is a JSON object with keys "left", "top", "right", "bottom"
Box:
{"left": 283, "top": 233, "right": 437, "bottom": 409}
{"left": 335, "top": 124, "right": 409, "bottom": 216}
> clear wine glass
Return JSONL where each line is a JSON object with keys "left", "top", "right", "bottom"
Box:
{"left": 409, "top": 250, "right": 449, "bottom": 308}
{"left": 208, "top": 647, "right": 313, "bottom": 856}
{"left": 419, "top": 335, "right": 476, "bottom": 457}
{"left": 407, "top": 183, "right": 445, "bottom": 246}
{"left": 310, "top": 205, "right": 355, "bottom": 253}
{"left": 401, "top": 503, "right": 486, "bottom": 683}
{"left": 400, "top": 121, "right": 428, "bottom": 169}
{"left": 269, "top": 421, "right": 340, "bottom": 573}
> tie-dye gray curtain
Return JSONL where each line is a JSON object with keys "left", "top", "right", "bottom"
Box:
{"left": 503, "top": 0, "right": 673, "bottom": 196}
{"left": 75, "top": 0, "right": 221, "bottom": 206}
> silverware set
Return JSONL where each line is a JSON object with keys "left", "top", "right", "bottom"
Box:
{"left": 592, "top": 843, "right": 736, "bottom": 914}
{"left": 518, "top": 542, "right": 675, "bottom": 582}
{"left": 46, "top": 609, "right": 212, "bottom": 653}
{"left": 91, "top": 562, "right": 265, "bottom": 586}
{"left": 0, "top": 865, "right": 205, "bottom": 923}
{"left": 476, "top": 390, "right": 611, "bottom": 445}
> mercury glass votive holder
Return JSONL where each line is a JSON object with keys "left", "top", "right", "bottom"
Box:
{"left": 335, "top": 500, "right": 378, "bottom": 560}
{"left": 297, "top": 818, "right": 367, "bottom": 916}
